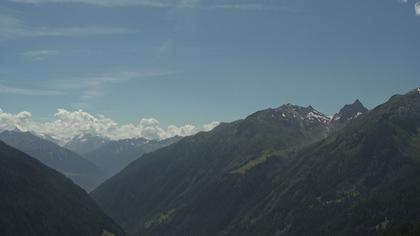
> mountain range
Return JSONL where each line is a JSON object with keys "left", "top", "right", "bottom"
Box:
{"left": 0, "top": 130, "right": 184, "bottom": 191}
{"left": 0, "top": 140, "right": 124, "bottom": 236}
{"left": 92, "top": 97, "right": 367, "bottom": 235}
{"left": 0, "top": 130, "right": 104, "bottom": 191}
{"left": 85, "top": 136, "right": 183, "bottom": 183}
{"left": 3, "top": 89, "right": 420, "bottom": 236}
{"left": 92, "top": 90, "right": 420, "bottom": 236}
{"left": 64, "top": 134, "right": 111, "bottom": 156}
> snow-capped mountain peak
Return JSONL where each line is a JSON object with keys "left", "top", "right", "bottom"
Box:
{"left": 274, "top": 104, "right": 331, "bottom": 124}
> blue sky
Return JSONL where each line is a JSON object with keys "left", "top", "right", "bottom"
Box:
{"left": 0, "top": 0, "right": 419, "bottom": 130}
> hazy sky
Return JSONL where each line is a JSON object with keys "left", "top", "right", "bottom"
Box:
{"left": 0, "top": 0, "right": 419, "bottom": 130}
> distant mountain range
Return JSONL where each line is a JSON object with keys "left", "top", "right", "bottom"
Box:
{"left": 0, "top": 140, "right": 124, "bottom": 236}
{"left": 0, "top": 129, "right": 184, "bottom": 191}
{"left": 0, "top": 130, "right": 104, "bottom": 191}
{"left": 92, "top": 90, "right": 420, "bottom": 236}
{"left": 64, "top": 134, "right": 111, "bottom": 155}
{"left": 85, "top": 136, "right": 182, "bottom": 183}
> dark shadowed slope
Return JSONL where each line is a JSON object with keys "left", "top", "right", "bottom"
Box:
{"left": 0, "top": 140, "right": 124, "bottom": 236}
{"left": 0, "top": 130, "right": 104, "bottom": 191}
{"left": 85, "top": 136, "right": 182, "bottom": 182}
{"left": 92, "top": 105, "right": 331, "bottom": 235}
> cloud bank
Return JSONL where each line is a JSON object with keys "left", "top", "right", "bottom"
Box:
{"left": 0, "top": 108, "right": 219, "bottom": 143}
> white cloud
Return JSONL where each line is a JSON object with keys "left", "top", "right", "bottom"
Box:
{"left": 0, "top": 15, "right": 136, "bottom": 39}
{"left": 0, "top": 109, "right": 33, "bottom": 131}
{"left": 167, "top": 124, "right": 197, "bottom": 137}
{"left": 0, "top": 83, "right": 65, "bottom": 96}
{"left": 0, "top": 108, "right": 218, "bottom": 143}
{"left": 203, "top": 121, "right": 220, "bottom": 131}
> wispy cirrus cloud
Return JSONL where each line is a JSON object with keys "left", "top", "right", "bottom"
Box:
{"left": 0, "top": 15, "right": 136, "bottom": 39}
{"left": 8, "top": 0, "right": 191, "bottom": 7}
{"left": 47, "top": 69, "right": 174, "bottom": 100}
{"left": 8, "top": 0, "right": 285, "bottom": 10}
{"left": 0, "top": 68, "right": 171, "bottom": 104}
{"left": 208, "top": 3, "right": 283, "bottom": 10}
{"left": 0, "top": 83, "right": 65, "bottom": 96}
{"left": 22, "top": 50, "right": 59, "bottom": 60}
{"left": 78, "top": 70, "right": 172, "bottom": 99}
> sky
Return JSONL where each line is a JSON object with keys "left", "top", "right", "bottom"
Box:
{"left": 0, "top": 0, "right": 420, "bottom": 142}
